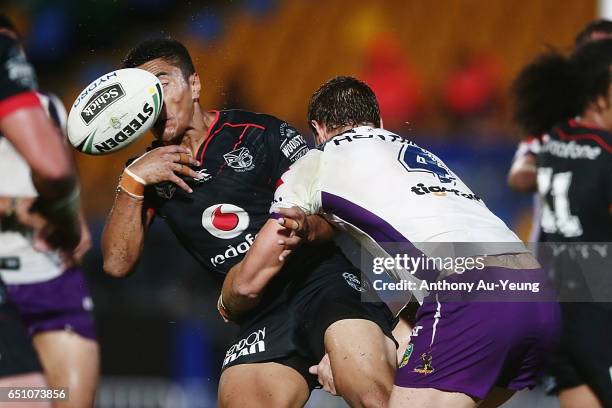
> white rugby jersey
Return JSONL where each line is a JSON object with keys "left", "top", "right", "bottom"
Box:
{"left": 271, "top": 126, "right": 527, "bottom": 311}
{"left": 0, "top": 93, "right": 66, "bottom": 284}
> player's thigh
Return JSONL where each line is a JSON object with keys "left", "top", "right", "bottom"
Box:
{"left": 32, "top": 331, "right": 99, "bottom": 408}
{"left": 559, "top": 385, "right": 603, "bottom": 408}
{"left": 0, "top": 372, "right": 52, "bottom": 408}
{"left": 324, "top": 319, "right": 396, "bottom": 403}
{"left": 218, "top": 362, "right": 309, "bottom": 408}
{"left": 389, "top": 386, "right": 476, "bottom": 408}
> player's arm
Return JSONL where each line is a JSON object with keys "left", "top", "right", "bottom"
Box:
{"left": 0, "top": 34, "right": 81, "bottom": 249}
{"left": 219, "top": 150, "right": 324, "bottom": 321}
{"left": 507, "top": 137, "right": 540, "bottom": 193}
{"left": 102, "top": 146, "right": 202, "bottom": 277}
{"left": 219, "top": 218, "right": 291, "bottom": 321}
{"left": 102, "top": 145, "right": 202, "bottom": 277}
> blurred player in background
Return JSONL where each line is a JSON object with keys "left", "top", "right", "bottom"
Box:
{"left": 507, "top": 19, "right": 612, "bottom": 242}
{"left": 513, "top": 40, "right": 612, "bottom": 408}
{"left": 102, "top": 38, "right": 397, "bottom": 407}
{"left": 223, "top": 76, "right": 561, "bottom": 408}
{"left": 0, "top": 90, "right": 99, "bottom": 408}
{"left": 0, "top": 13, "right": 81, "bottom": 407}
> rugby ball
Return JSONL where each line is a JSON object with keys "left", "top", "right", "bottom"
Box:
{"left": 67, "top": 68, "right": 163, "bottom": 155}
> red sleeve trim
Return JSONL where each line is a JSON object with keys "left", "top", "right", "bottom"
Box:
{"left": 0, "top": 91, "right": 41, "bottom": 120}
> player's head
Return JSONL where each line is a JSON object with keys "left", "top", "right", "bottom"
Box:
{"left": 512, "top": 39, "right": 612, "bottom": 134}
{"left": 0, "top": 14, "right": 19, "bottom": 40}
{"left": 123, "top": 37, "right": 200, "bottom": 144}
{"left": 307, "top": 76, "right": 381, "bottom": 145}
{"left": 571, "top": 39, "right": 612, "bottom": 130}
{"left": 575, "top": 19, "right": 612, "bottom": 48}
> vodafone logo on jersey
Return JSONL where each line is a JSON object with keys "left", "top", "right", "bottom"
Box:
{"left": 202, "top": 204, "right": 250, "bottom": 239}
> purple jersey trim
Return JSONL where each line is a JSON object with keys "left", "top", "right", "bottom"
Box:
{"left": 320, "top": 191, "right": 410, "bottom": 243}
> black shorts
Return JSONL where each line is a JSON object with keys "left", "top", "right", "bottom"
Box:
{"left": 221, "top": 249, "right": 396, "bottom": 390}
{"left": 0, "top": 280, "right": 41, "bottom": 377}
{"left": 545, "top": 302, "right": 612, "bottom": 407}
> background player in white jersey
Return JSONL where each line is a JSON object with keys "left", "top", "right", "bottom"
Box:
{"left": 221, "top": 76, "right": 561, "bottom": 407}
{"left": 0, "top": 14, "right": 81, "bottom": 407}
{"left": 0, "top": 91, "right": 99, "bottom": 408}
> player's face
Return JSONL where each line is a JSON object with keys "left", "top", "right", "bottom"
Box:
{"left": 599, "top": 82, "right": 612, "bottom": 131}
{"left": 138, "top": 58, "right": 199, "bottom": 143}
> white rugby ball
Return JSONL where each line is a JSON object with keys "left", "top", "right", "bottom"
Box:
{"left": 67, "top": 68, "right": 163, "bottom": 155}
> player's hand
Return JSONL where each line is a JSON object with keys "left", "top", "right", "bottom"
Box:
{"left": 309, "top": 353, "right": 337, "bottom": 395}
{"left": 7, "top": 197, "right": 79, "bottom": 254}
{"left": 275, "top": 206, "right": 309, "bottom": 261}
{"left": 59, "top": 212, "right": 92, "bottom": 269}
{"left": 127, "top": 145, "right": 203, "bottom": 193}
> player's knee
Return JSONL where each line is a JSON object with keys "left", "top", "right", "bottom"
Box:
{"left": 335, "top": 374, "right": 392, "bottom": 408}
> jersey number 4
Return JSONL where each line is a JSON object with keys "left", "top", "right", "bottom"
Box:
{"left": 398, "top": 144, "right": 455, "bottom": 183}
{"left": 538, "top": 168, "right": 583, "bottom": 238}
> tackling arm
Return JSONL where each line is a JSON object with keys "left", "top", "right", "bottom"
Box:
{"left": 220, "top": 219, "right": 289, "bottom": 321}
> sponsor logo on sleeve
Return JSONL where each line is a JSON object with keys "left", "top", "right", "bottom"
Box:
{"left": 279, "top": 122, "right": 308, "bottom": 161}
{"left": 5, "top": 46, "right": 37, "bottom": 90}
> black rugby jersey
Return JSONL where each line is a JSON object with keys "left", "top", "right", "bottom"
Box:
{"left": 0, "top": 34, "right": 39, "bottom": 122}
{"left": 144, "top": 109, "right": 310, "bottom": 276}
{"left": 537, "top": 119, "right": 612, "bottom": 242}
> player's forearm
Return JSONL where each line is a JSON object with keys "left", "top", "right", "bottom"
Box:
{"left": 507, "top": 154, "right": 537, "bottom": 193}
{"left": 102, "top": 192, "right": 148, "bottom": 277}
{"left": 224, "top": 254, "right": 284, "bottom": 313}
{"left": 3, "top": 107, "right": 78, "bottom": 201}
{"left": 220, "top": 263, "right": 260, "bottom": 321}
{"left": 220, "top": 220, "right": 287, "bottom": 320}
{"left": 306, "top": 214, "right": 336, "bottom": 243}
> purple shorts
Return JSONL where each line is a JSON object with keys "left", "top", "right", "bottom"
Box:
{"left": 395, "top": 266, "right": 561, "bottom": 400}
{"left": 6, "top": 268, "right": 96, "bottom": 341}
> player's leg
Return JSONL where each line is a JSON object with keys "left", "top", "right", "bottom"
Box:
{"left": 558, "top": 386, "right": 603, "bottom": 408}
{"left": 6, "top": 268, "right": 99, "bottom": 408}
{"left": 324, "top": 319, "right": 396, "bottom": 407}
{"left": 32, "top": 331, "right": 99, "bottom": 408}
{"left": 218, "top": 362, "right": 309, "bottom": 408}
{"left": 389, "top": 387, "right": 476, "bottom": 408}
{"left": 297, "top": 260, "right": 398, "bottom": 408}
{"left": 549, "top": 303, "right": 612, "bottom": 408}
{"left": 0, "top": 291, "right": 50, "bottom": 408}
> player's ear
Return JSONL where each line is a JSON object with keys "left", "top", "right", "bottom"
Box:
{"left": 190, "top": 72, "right": 201, "bottom": 101}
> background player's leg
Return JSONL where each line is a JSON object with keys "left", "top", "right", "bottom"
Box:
{"left": 325, "top": 319, "right": 397, "bottom": 408}
{"left": 32, "top": 331, "right": 99, "bottom": 408}
{"left": 218, "top": 362, "right": 309, "bottom": 408}
{"left": 559, "top": 385, "right": 603, "bottom": 408}
{"left": 388, "top": 386, "right": 476, "bottom": 408}
{"left": 0, "top": 373, "right": 52, "bottom": 408}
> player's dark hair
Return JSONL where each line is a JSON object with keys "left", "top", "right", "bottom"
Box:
{"left": 0, "top": 14, "right": 18, "bottom": 36}
{"left": 575, "top": 19, "right": 612, "bottom": 47}
{"left": 122, "top": 37, "right": 195, "bottom": 79}
{"left": 571, "top": 39, "right": 612, "bottom": 110}
{"left": 512, "top": 40, "right": 612, "bottom": 135}
{"left": 308, "top": 76, "right": 381, "bottom": 134}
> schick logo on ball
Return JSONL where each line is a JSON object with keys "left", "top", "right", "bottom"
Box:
{"left": 80, "top": 83, "right": 125, "bottom": 125}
